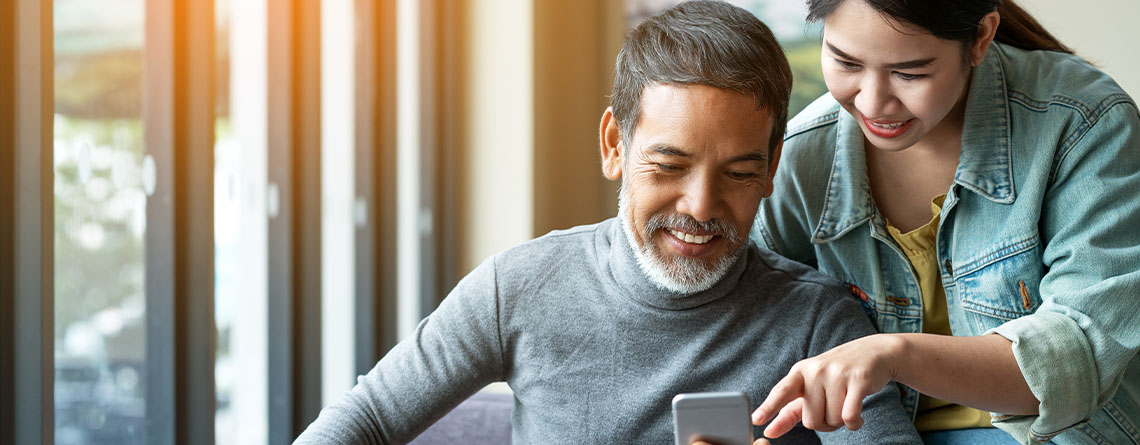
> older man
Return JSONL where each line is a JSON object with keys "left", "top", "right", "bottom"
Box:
{"left": 295, "top": 2, "right": 918, "bottom": 443}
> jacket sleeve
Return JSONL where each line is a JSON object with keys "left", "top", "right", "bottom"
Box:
{"left": 807, "top": 287, "right": 923, "bottom": 444}
{"left": 293, "top": 256, "right": 506, "bottom": 444}
{"left": 988, "top": 102, "right": 1140, "bottom": 442}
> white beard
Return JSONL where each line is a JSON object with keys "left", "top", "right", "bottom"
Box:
{"left": 618, "top": 185, "right": 743, "bottom": 294}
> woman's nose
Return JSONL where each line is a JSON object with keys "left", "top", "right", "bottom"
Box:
{"left": 854, "top": 74, "right": 896, "bottom": 118}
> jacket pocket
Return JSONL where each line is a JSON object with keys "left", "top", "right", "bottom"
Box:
{"left": 956, "top": 236, "right": 1045, "bottom": 333}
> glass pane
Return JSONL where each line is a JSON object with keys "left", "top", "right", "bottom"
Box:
{"left": 214, "top": 0, "right": 269, "bottom": 442}
{"left": 320, "top": 0, "right": 357, "bottom": 405}
{"left": 53, "top": 0, "right": 147, "bottom": 444}
{"left": 625, "top": 0, "right": 825, "bottom": 116}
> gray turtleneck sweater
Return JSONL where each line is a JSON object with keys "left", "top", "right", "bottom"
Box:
{"left": 294, "top": 218, "right": 920, "bottom": 444}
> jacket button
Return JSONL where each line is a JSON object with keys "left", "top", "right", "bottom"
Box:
{"left": 943, "top": 259, "right": 953, "bottom": 275}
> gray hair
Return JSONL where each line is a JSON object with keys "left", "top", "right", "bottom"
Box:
{"left": 611, "top": 0, "right": 793, "bottom": 157}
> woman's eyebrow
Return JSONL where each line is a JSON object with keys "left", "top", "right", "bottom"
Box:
{"left": 825, "top": 40, "right": 935, "bottom": 69}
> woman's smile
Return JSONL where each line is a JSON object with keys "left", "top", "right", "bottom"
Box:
{"left": 862, "top": 115, "right": 917, "bottom": 139}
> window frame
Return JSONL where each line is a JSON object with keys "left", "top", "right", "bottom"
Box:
{"left": 0, "top": 0, "right": 11, "bottom": 433}
{"left": 266, "top": 0, "right": 324, "bottom": 440}
{"left": 354, "top": 0, "right": 401, "bottom": 371}
{"left": 142, "top": 0, "right": 218, "bottom": 442}
{"left": 2, "top": 0, "right": 54, "bottom": 443}
{"left": 419, "top": 0, "right": 464, "bottom": 311}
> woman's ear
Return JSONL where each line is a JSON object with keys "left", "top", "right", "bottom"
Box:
{"left": 971, "top": 11, "right": 1001, "bottom": 66}
{"left": 599, "top": 107, "right": 624, "bottom": 181}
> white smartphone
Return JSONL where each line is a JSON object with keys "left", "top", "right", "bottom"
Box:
{"left": 672, "top": 391, "right": 754, "bottom": 445}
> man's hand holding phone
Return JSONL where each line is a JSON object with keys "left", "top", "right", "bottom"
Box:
{"left": 672, "top": 392, "right": 758, "bottom": 445}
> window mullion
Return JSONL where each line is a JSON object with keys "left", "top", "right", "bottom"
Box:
{"left": 143, "top": 0, "right": 217, "bottom": 443}
{"left": 267, "top": 0, "right": 323, "bottom": 441}
{"left": 5, "top": 0, "right": 55, "bottom": 443}
{"left": 353, "top": 0, "right": 401, "bottom": 372}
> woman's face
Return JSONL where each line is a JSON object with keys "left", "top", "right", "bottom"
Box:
{"left": 821, "top": 0, "right": 973, "bottom": 152}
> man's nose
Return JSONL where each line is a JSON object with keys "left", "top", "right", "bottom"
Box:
{"left": 676, "top": 173, "right": 722, "bottom": 223}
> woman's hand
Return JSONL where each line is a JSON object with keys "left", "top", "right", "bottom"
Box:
{"left": 750, "top": 334, "right": 904, "bottom": 438}
{"left": 753, "top": 333, "right": 1037, "bottom": 438}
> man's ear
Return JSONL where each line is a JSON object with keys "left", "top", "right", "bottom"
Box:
{"left": 762, "top": 140, "right": 783, "bottom": 199}
{"left": 599, "top": 107, "right": 624, "bottom": 181}
{"left": 970, "top": 11, "right": 1000, "bottom": 66}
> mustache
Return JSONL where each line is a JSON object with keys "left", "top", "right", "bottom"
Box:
{"left": 641, "top": 212, "right": 742, "bottom": 245}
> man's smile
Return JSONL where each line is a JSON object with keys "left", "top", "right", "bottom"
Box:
{"left": 660, "top": 228, "right": 722, "bottom": 258}
{"left": 667, "top": 228, "right": 715, "bottom": 245}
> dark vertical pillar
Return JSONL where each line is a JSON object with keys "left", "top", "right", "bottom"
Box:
{"left": 267, "top": 0, "right": 322, "bottom": 441}
{"left": 4, "top": 1, "right": 55, "bottom": 444}
{"left": 353, "top": 0, "right": 401, "bottom": 372}
{"left": 144, "top": 0, "right": 217, "bottom": 443}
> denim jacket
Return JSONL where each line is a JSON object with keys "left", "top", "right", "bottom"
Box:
{"left": 754, "top": 42, "right": 1140, "bottom": 444}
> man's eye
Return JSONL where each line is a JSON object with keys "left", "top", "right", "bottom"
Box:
{"left": 655, "top": 163, "right": 681, "bottom": 173}
{"left": 728, "top": 171, "right": 758, "bottom": 180}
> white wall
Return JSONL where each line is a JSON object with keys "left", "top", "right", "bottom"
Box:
{"left": 462, "top": 0, "right": 535, "bottom": 272}
{"left": 1021, "top": 0, "right": 1140, "bottom": 97}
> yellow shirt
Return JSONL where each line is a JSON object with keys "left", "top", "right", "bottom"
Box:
{"left": 885, "top": 195, "right": 992, "bottom": 432}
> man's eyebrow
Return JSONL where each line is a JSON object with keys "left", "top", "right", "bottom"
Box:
{"left": 648, "top": 145, "right": 766, "bottom": 163}
{"left": 825, "top": 41, "right": 934, "bottom": 70}
{"left": 649, "top": 144, "right": 691, "bottom": 157}
{"left": 729, "top": 151, "right": 768, "bottom": 163}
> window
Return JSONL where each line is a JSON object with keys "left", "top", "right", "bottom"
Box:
{"left": 53, "top": 1, "right": 148, "bottom": 443}
{"left": 625, "top": 0, "right": 826, "bottom": 116}
{"left": 320, "top": 0, "right": 358, "bottom": 405}
{"left": 5, "top": 0, "right": 392, "bottom": 442}
{"left": 214, "top": 0, "right": 269, "bottom": 442}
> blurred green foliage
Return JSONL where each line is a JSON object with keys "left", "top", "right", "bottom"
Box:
{"left": 53, "top": 115, "right": 146, "bottom": 361}
{"left": 785, "top": 40, "right": 826, "bottom": 119}
{"left": 55, "top": 50, "right": 142, "bottom": 119}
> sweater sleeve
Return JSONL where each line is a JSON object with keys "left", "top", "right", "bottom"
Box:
{"left": 293, "top": 256, "right": 507, "bottom": 444}
{"left": 806, "top": 289, "right": 922, "bottom": 445}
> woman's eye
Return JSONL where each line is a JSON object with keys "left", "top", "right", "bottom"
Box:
{"left": 835, "top": 59, "right": 861, "bottom": 70}
{"left": 895, "top": 72, "right": 927, "bottom": 81}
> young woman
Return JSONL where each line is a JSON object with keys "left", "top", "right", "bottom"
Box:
{"left": 750, "top": 0, "right": 1140, "bottom": 443}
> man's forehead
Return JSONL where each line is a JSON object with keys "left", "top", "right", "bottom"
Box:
{"left": 636, "top": 85, "right": 769, "bottom": 129}
{"left": 630, "top": 84, "right": 773, "bottom": 158}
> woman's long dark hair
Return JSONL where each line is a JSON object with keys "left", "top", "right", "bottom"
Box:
{"left": 807, "top": 0, "right": 1073, "bottom": 54}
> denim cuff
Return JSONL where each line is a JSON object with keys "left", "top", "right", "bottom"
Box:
{"left": 987, "top": 311, "right": 1099, "bottom": 442}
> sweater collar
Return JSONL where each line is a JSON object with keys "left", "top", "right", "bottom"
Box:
{"left": 605, "top": 217, "right": 749, "bottom": 311}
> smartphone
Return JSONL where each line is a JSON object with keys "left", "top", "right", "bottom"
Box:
{"left": 672, "top": 391, "right": 754, "bottom": 445}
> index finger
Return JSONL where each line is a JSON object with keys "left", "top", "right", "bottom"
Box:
{"left": 751, "top": 373, "right": 805, "bottom": 425}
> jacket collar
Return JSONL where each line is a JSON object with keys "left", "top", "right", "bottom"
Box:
{"left": 812, "top": 43, "right": 1015, "bottom": 243}
{"left": 957, "top": 42, "right": 1016, "bottom": 204}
